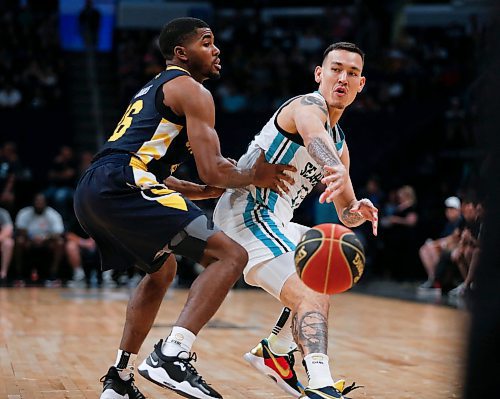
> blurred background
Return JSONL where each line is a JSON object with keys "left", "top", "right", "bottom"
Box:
{"left": 0, "top": 0, "right": 493, "bottom": 302}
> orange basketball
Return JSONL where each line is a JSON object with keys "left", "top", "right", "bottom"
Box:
{"left": 294, "top": 223, "right": 365, "bottom": 294}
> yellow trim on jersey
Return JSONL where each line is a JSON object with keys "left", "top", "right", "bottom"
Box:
{"left": 166, "top": 65, "right": 191, "bottom": 75}
{"left": 157, "top": 194, "right": 188, "bottom": 211}
{"left": 129, "top": 156, "right": 148, "bottom": 171}
{"left": 136, "top": 118, "right": 183, "bottom": 165}
{"left": 144, "top": 188, "right": 187, "bottom": 211}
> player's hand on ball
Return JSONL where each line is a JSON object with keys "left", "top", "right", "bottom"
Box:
{"left": 350, "top": 198, "right": 379, "bottom": 236}
{"left": 319, "top": 164, "right": 348, "bottom": 202}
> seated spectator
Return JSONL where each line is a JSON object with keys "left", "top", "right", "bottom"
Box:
{"left": 0, "top": 141, "right": 26, "bottom": 211}
{"left": 65, "top": 216, "right": 115, "bottom": 287}
{"left": 45, "top": 145, "right": 77, "bottom": 222}
{"left": 14, "top": 193, "right": 64, "bottom": 286}
{"left": 380, "top": 185, "right": 419, "bottom": 280}
{"left": 429, "top": 198, "right": 481, "bottom": 293}
{"left": 449, "top": 202, "right": 483, "bottom": 296}
{"left": 419, "top": 196, "right": 462, "bottom": 288}
{"left": 0, "top": 206, "right": 14, "bottom": 285}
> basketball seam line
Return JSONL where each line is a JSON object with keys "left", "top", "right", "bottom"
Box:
{"left": 296, "top": 238, "right": 366, "bottom": 263}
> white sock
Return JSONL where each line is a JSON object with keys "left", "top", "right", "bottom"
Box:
{"left": 303, "top": 353, "right": 334, "bottom": 388}
{"left": 162, "top": 326, "right": 196, "bottom": 358}
{"left": 114, "top": 350, "right": 137, "bottom": 381}
{"left": 73, "top": 267, "right": 85, "bottom": 280}
{"left": 268, "top": 318, "right": 297, "bottom": 354}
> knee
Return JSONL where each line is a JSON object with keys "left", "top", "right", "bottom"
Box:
{"left": 2, "top": 237, "right": 14, "bottom": 249}
{"left": 66, "top": 240, "right": 78, "bottom": 253}
{"left": 224, "top": 243, "right": 248, "bottom": 275}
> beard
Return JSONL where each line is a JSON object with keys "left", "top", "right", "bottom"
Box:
{"left": 207, "top": 70, "right": 221, "bottom": 80}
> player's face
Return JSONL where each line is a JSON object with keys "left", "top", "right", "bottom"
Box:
{"left": 183, "top": 28, "right": 221, "bottom": 81}
{"left": 316, "top": 49, "right": 365, "bottom": 110}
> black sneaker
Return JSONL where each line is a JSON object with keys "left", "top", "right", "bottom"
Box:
{"left": 100, "top": 366, "right": 145, "bottom": 399}
{"left": 138, "top": 340, "right": 222, "bottom": 399}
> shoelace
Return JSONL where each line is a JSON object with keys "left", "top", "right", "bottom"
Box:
{"left": 99, "top": 372, "right": 146, "bottom": 399}
{"left": 341, "top": 381, "right": 363, "bottom": 395}
{"left": 287, "top": 348, "right": 299, "bottom": 368}
{"left": 176, "top": 351, "right": 209, "bottom": 385}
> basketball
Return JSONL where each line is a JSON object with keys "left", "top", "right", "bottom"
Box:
{"left": 294, "top": 223, "right": 365, "bottom": 295}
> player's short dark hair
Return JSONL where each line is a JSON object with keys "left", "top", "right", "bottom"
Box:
{"left": 322, "top": 42, "right": 365, "bottom": 65}
{"left": 158, "top": 17, "right": 210, "bottom": 60}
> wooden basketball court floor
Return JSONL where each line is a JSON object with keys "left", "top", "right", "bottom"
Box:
{"left": 0, "top": 287, "right": 467, "bottom": 399}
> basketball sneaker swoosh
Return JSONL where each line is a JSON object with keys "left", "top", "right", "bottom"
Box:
{"left": 262, "top": 345, "right": 292, "bottom": 378}
{"left": 150, "top": 355, "right": 159, "bottom": 366}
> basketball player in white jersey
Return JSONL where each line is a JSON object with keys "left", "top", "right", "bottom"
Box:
{"left": 213, "top": 42, "right": 378, "bottom": 399}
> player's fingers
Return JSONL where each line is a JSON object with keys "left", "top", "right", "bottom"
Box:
{"left": 319, "top": 191, "right": 327, "bottom": 204}
{"left": 325, "top": 187, "right": 344, "bottom": 203}
{"left": 321, "top": 173, "right": 340, "bottom": 185}
{"left": 278, "top": 164, "right": 297, "bottom": 173}
{"left": 276, "top": 179, "right": 290, "bottom": 194}
{"left": 280, "top": 172, "right": 295, "bottom": 185}
{"left": 372, "top": 217, "right": 379, "bottom": 236}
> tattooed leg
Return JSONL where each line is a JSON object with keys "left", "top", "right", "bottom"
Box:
{"left": 291, "top": 308, "right": 329, "bottom": 356}
{"left": 281, "top": 274, "right": 330, "bottom": 357}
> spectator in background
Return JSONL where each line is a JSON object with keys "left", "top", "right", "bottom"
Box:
{"left": 419, "top": 196, "right": 462, "bottom": 288}
{"left": 0, "top": 207, "right": 14, "bottom": 285}
{"left": 448, "top": 201, "right": 483, "bottom": 296}
{"left": 65, "top": 216, "right": 112, "bottom": 288}
{"left": 0, "top": 142, "right": 28, "bottom": 211}
{"left": 45, "top": 145, "right": 77, "bottom": 222}
{"left": 14, "top": 193, "right": 64, "bottom": 286}
{"left": 380, "top": 185, "right": 419, "bottom": 279}
{"left": 79, "top": 0, "right": 101, "bottom": 49}
{"left": 424, "top": 197, "right": 480, "bottom": 294}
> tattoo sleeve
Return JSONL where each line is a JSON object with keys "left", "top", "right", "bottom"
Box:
{"left": 340, "top": 203, "right": 366, "bottom": 227}
{"left": 291, "top": 311, "right": 328, "bottom": 355}
{"left": 300, "top": 95, "right": 328, "bottom": 116}
{"left": 307, "top": 136, "right": 341, "bottom": 169}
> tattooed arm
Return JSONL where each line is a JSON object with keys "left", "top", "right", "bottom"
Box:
{"left": 292, "top": 94, "right": 378, "bottom": 235}
{"left": 294, "top": 95, "right": 348, "bottom": 198}
{"left": 333, "top": 145, "right": 379, "bottom": 235}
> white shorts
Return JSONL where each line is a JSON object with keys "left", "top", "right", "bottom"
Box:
{"left": 213, "top": 190, "right": 309, "bottom": 297}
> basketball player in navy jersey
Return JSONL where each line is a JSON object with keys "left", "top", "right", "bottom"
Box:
{"left": 74, "top": 18, "right": 294, "bottom": 399}
{"left": 213, "top": 42, "right": 378, "bottom": 399}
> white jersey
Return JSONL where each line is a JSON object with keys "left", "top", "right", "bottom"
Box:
{"left": 213, "top": 91, "right": 347, "bottom": 275}
{"left": 231, "top": 91, "right": 345, "bottom": 223}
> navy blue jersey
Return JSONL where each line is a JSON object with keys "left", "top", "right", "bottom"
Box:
{"left": 98, "top": 65, "right": 192, "bottom": 181}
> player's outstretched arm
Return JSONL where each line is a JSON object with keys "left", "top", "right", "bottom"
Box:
{"left": 169, "top": 79, "right": 294, "bottom": 192}
{"left": 329, "top": 145, "right": 378, "bottom": 235}
{"left": 164, "top": 176, "right": 224, "bottom": 200}
{"left": 294, "top": 95, "right": 348, "bottom": 198}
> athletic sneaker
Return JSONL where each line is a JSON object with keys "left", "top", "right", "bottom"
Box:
{"left": 243, "top": 339, "right": 305, "bottom": 397}
{"left": 138, "top": 339, "right": 222, "bottom": 399}
{"left": 100, "top": 366, "right": 145, "bottom": 399}
{"left": 301, "top": 385, "right": 346, "bottom": 399}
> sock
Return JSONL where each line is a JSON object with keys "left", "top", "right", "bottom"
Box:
{"left": 73, "top": 267, "right": 85, "bottom": 280}
{"left": 267, "top": 307, "right": 297, "bottom": 354}
{"left": 303, "top": 353, "right": 334, "bottom": 388}
{"left": 114, "top": 349, "right": 137, "bottom": 381}
{"left": 162, "top": 326, "right": 196, "bottom": 358}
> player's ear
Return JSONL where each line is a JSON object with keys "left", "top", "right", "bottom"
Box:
{"left": 358, "top": 76, "right": 366, "bottom": 93}
{"left": 314, "top": 66, "right": 322, "bottom": 84}
{"left": 174, "top": 45, "right": 188, "bottom": 62}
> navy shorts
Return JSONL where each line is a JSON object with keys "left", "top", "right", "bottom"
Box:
{"left": 74, "top": 153, "right": 217, "bottom": 273}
